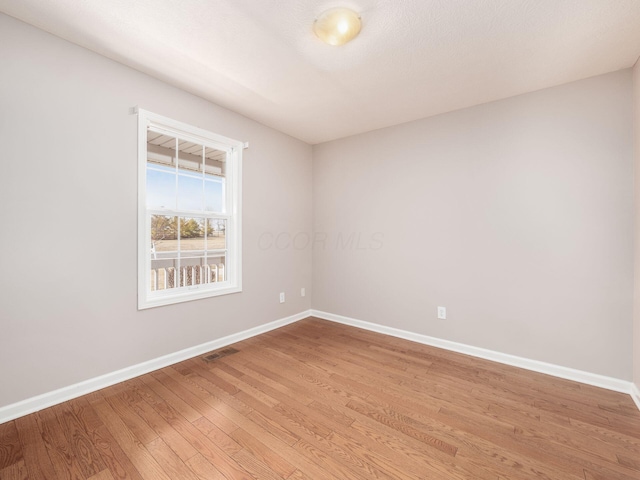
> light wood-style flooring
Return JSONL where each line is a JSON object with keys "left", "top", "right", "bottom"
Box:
{"left": 1, "top": 317, "right": 640, "bottom": 479}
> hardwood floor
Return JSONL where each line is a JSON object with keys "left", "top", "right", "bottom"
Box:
{"left": 1, "top": 317, "right": 640, "bottom": 479}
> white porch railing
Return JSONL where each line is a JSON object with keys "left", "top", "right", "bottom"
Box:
{"left": 150, "top": 263, "right": 225, "bottom": 291}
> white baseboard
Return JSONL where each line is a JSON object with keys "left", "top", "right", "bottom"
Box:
{"left": 0, "top": 310, "right": 312, "bottom": 425}
{"left": 311, "top": 309, "right": 634, "bottom": 396}
{"left": 632, "top": 383, "right": 640, "bottom": 412}
{"left": 2, "top": 308, "right": 637, "bottom": 424}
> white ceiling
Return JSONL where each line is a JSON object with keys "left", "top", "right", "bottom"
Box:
{"left": 2, "top": 0, "right": 640, "bottom": 144}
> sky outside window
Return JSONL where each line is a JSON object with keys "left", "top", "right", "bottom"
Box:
{"left": 147, "top": 163, "right": 224, "bottom": 212}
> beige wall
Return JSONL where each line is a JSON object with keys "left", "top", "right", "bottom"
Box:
{"left": 0, "top": 14, "right": 313, "bottom": 408}
{"left": 634, "top": 58, "right": 640, "bottom": 391}
{"left": 312, "top": 70, "right": 634, "bottom": 380}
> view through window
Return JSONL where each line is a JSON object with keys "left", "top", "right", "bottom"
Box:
{"left": 138, "top": 109, "right": 243, "bottom": 309}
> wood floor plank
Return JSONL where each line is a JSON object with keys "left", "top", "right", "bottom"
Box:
{"left": 140, "top": 377, "right": 241, "bottom": 435}
{"left": 230, "top": 449, "right": 284, "bottom": 480}
{"left": 215, "top": 368, "right": 281, "bottom": 408}
{"left": 55, "top": 403, "right": 106, "bottom": 478}
{"left": 238, "top": 416, "right": 339, "bottom": 480}
{"left": 314, "top": 381, "right": 499, "bottom": 480}
{"left": 182, "top": 360, "right": 240, "bottom": 396}
{"left": 512, "top": 414, "right": 637, "bottom": 466}
{"left": 144, "top": 437, "right": 199, "bottom": 480}
{"left": 437, "top": 406, "right": 586, "bottom": 479}
{"left": 346, "top": 398, "right": 458, "bottom": 456}
{"left": 618, "top": 453, "right": 640, "bottom": 471}
{"left": 223, "top": 360, "right": 452, "bottom": 478}
{"left": 245, "top": 410, "right": 300, "bottom": 447}
{"left": 236, "top": 347, "right": 371, "bottom": 403}
{"left": 13, "top": 414, "right": 56, "bottom": 480}
{"left": 239, "top": 390, "right": 333, "bottom": 438}
{"left": 193, "top": 393, "right": 340, "bottom": 479}
{"left": 139, "top": 375, "right": 201, "bottom": 423}
{"left": 292, "top": 439, "right": 375, "bottom": 480}
{"left": 224, "top": 358, "right": 317, "bottom": 406}
{"left": 36, "top": 407, "right": 86, "bottom": 480}
{"left": 191, "top": 417, "right": 243, "bottom": 456}
{"left": 307, "top": 400, "right": 355, "bottom": 427}
{"left": 184, "top": 453, "right": 225, "bottom": 480}
{"left": 325, "top": 430, "right": 421, "bottom": 480}
{"left": 86, "top": 469, "right": 115, "bottom": 480}
{"left": 0, "top": 422, "right": 22, "bottom": 471}
{"left": 127, "top": 394, "right": 199, "bottom": 462}
{"left": 149, "top": 369, "right": 246, "bottom": 449}
{"left": 0, "top": 459, "right": 28, "bottom": 480}
{"left": 102, "top": 392, "right": 158, "bottom": 446}
{"left": 286, "top": 469, "right": 315, "bottom": 480}
{"left": 227, "top": 369, "right": 350, "bottom": 440}
{"left": 3, "top": 318, "right": 640, "bottom": 480}
{"left": 69, "top": 397, "right": 144, "bottom": 480}
{"left": 89, "top": 397, "right": 171, "bottom": 480}
{"left": 348, "top": 419, "right": 497, "bottom": 480}
{"left": 137, "top": 395, "right": 254, "bottom": 480}
{"left": 228, "top": 427, "right": 297, "bottom": 478}
{"left": 189, "top": 371, "right": 256, "bottom": 416}
{"left": 303, "top": 429, "right": 402, "bottom": 480}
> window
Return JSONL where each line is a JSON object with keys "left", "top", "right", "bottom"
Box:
{"left": 137, "top": 109, "right": 243, "bottom": 309}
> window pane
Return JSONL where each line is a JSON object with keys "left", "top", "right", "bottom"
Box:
{"left": 206, "top": 255, "right": 226, "bottom": 283}
{"left": 146, "top": 166, "right": 176, "bottom": 209}
{"left": 176, "top": 138, "right": 204, "bottom": 211}
{"left": 147, "top": 130, "right": 177, "bottom": 166}
{"left": 150, "top": 215, "right": 178, "bottom": 293}
{"left": 179, "top": 139, "right": 204, "bottom": 164}
{"left": 205, "top": 146, "right": 226, "bottom": 176}
{"left": 147, "top": 130, "right": 177, "bottom": 210}
{"left": 150, "top": 258, "right": 178, "bottom": 291}
{"left": 150, "top": 255, "right": 225, "bottom": 290}
{"left": 179, "top": 217, "right": 205, "bottom": 253}
{"left": 177, "top": 139, "right": 203, "bottom": 173}
{"left": 178, "top": 256, "right": 205, "bottom": 287}
{"left": 204, "top": 178, "right": 224, "bottom": 212}
{"left": 150, "top": 215, "right": 177, "bottom": 252}
{"left": 177, "top": 174, "right": 203, "bottom": 211}
{"left": 206, "top": 218, "right": 226, "bottom": 251}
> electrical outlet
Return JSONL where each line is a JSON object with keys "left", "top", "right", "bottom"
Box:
{"left": 437, "top": 306, "right": 446, "bottom": 320}
{"left": 279, "top": 292, "right": 285, "bottom": 303}
{"left": 301, "top": 287, "right": 306, "bottom": 297}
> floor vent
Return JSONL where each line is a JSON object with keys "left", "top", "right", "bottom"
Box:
{"left": 202, "top": 347, "right": 239, "bottom": 362}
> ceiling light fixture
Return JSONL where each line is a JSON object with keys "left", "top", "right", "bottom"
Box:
{"left": 313, "top": 7, "right": 362, "bottom": 46}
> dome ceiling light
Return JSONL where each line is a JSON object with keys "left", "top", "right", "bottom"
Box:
{"left": 313, "top": 7, "right": 362, "bottom": 46}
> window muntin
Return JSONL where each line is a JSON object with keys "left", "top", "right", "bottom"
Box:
{"left": 138, "top": 109, "right": 242, "bottom": 309}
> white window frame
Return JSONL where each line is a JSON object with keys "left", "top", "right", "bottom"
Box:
{"left": 137, "top": 108, "right": 243, "bottom": 309}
